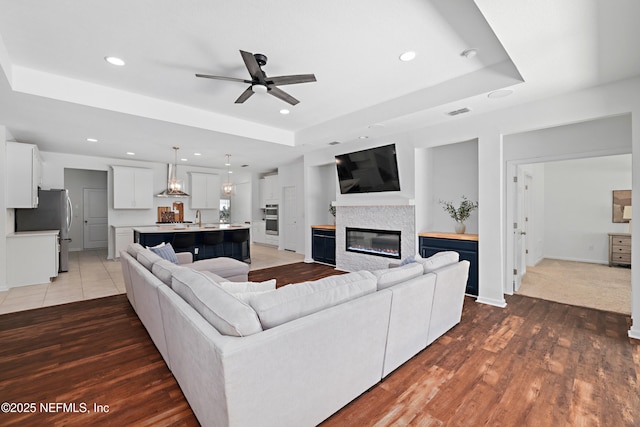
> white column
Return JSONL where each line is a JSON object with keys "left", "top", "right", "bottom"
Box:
{"left": 628, "top": 109, "right": 640, "bottom": 339}
{"left": 476, "top": 130, "right": 507, "bottom": 307}
{"left": 0, "top": 125, "right": 8, "bottom": 290}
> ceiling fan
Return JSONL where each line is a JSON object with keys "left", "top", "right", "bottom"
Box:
{"left": 195, "top": 50, "right": 316, "bottom": 106}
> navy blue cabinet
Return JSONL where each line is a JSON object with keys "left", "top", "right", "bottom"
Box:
{"left": 312, "top": 227, "right": 336, "bottom": 266}
{"left": 419, "top": 233, "right": 478, "bottom": 296}
{"left": 134, "top": 228, "right": 250, "bottom": 262}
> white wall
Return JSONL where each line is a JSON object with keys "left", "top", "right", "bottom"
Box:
{"left": 1, "top": 127, "right": 8, "bottom": 289}
{"left": 542, "top": 155, "right": 632, "bottom": 264}
{"left": 427, "top": 140, "right": 479, "bottom": 234}
{"left": 278, "top": 160, "right": 306, "bottom": 253}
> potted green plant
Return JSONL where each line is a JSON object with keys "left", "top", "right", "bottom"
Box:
{"left": 439, "top": 196, "right": 478, "bottom": 234}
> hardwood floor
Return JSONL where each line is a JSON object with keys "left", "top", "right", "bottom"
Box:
{"left": 1, "top": 263, "right": 638, "bottom": 426}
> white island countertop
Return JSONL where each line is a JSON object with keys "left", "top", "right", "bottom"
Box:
{"left": 132, "top": 224, "right": 250, "bottom": 234}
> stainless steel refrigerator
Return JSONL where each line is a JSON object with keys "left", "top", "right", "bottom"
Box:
{"left": 15, "top": 189, "right": 73, "bottom": 272}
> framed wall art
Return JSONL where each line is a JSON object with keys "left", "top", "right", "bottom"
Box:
{"left": 612, "top": 190, "right": 632, "bottom": 223}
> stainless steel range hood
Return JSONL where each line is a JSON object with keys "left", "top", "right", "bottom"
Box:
{"left": 156, "top": 163, "right": 190, "bottom": 198}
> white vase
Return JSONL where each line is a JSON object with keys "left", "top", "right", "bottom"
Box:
{"left": 454, "top": 222, "right": 466, "bottom": 234}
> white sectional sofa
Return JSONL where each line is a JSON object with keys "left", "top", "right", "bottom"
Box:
{"left": 120, "top": 244, "right": 469, "bottom": 427}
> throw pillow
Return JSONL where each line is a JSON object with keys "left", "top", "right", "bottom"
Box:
{"left": 399, "top": 255, "right": 416, "bottom": 266}
{"left": 150, "top": 242, "right": 179, "bottom": 264}
{"left": 218, "top": 279, "right": 277, "bottom": 294}
{"left": 146, "top": 242, "right": 165, "bottom": 249}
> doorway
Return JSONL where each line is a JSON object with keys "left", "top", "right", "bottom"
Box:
{"left": 507, "top": 155, "right": 632, "bottom": 314}
{"left": 64, "top": 169, "right": 108, "bottom": 251}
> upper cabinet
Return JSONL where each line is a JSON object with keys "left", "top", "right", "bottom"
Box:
{"left": 6, "top": 142, "right": 42, "bottom": 208}
{"left": 189, "top": 172, "right": 220, "bottom": 209}
{"left": 261, "top": 174, "right": 279, "bottom": 206}
{"left": 112, "top": 166, "right": 153, "bottom": 209}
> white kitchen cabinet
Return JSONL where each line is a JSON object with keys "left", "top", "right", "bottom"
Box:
{"left": 189, "top": 172, "right": 220, "bottom": 209}
{"left": 114, "top": 226, "right": 134, "bottom": 258}
{"left": 262, "top": 174, "right": 279, "bottom": 205}
{"left": 6, "top": 142, "right": 42, "bottom": 208}
{"left": 264, "top": 233, "right": 279, "bottom": 247}
{"left": 252, "top": 221, "right": 266, "bottom": 244}
{"left": 7, "top": 230, "right": 59, "bottom": 287}
{"left": 112, "top": 166, "right": 153, "bottom": 209}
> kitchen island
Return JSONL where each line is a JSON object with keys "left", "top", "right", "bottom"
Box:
{"left": 133, "top": 224, "right": 250, "bottom": 262}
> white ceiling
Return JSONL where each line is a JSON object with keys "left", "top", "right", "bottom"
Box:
{"left": 0, "top": 0, "right": 638, "bottom": 172}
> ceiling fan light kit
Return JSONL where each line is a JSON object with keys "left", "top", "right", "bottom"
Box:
{"left": 196, "top": 50, "right": 317, "bottom": 106}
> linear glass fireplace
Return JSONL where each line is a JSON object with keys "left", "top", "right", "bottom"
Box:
{"left": 345, "top": 227, "right": 401, "bottom": 259}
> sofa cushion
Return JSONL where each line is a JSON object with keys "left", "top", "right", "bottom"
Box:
{"left": 150, "top": 242, "right": 179, "bottom": 264}
{"left": 188, "top": 257, "right": 249, "bottom": 279}
{"left": 201, "top": 270, "right": 227, "bottom": 283}
{"left": 219, "top": 279, "right": 277, "bottom": 294}
{"left": 127, "top": 243, "right": 145, "bottom": 257}
{"left": 416, "top": 251, "right": 460, "bottom": 273}
{"left": 152, "top": 259, "right": 186, "bottom": 287}
{"left": 171, "top": 268, "right": 263, "bottom": 337}
{"left": 372, "top": 262, "right": 424, "bottom": 290}
{"left": 137, "top": 248, "right": 164, "bottom": 271}
{"left": 249, "top": 271, "right": 377, "bottom": 329}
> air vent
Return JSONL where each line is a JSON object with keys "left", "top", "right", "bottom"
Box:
{"left": 447, "top": 107, "right": 471, "bottom": 116}
{"left": 328, "top": 141, "right": 341, "bottom": 146}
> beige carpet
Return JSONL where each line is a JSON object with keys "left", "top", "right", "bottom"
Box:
{"left": 517, "top": 258, "right": 631, "bottom": 315}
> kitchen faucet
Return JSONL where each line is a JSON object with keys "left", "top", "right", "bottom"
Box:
{"left": 195, "top": 210, "right": 202, "bottom": 227}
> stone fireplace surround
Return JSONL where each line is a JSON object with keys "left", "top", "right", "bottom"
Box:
{"left": 336, "top": 205, "right": 415, "bottom": 272}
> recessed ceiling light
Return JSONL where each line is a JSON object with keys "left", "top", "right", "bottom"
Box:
{"left": 181, "top": 158, "right": 188, "bottom": 161}
{"left": 460, "top": 49, "right": 477, "bottom": 59}
{"left": 359, "top": 136, "right": 368, "bottom": 139}
{"left": 126, "top": 152, "right": 135, "bottom": 156}
{"left": 280, "top": 109, "right": 290, "bottom": 115}
{"left": 487, "top": 89, "right": 514, "bottom": 99}
{"left": 105, "top": 56, "right": 126, "bottom": 66}
{"left": 193, "top": 152, "right": 201, "bottom": 156}
{"left": 399, "top": 51, "right": 416, "bottom": 62}
{"left": 86, "top": 138, "right": 98, "bottom": 142}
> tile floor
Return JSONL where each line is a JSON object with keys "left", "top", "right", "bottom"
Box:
{"left": 0, "top": 244, "right": 304, "bottom": 315}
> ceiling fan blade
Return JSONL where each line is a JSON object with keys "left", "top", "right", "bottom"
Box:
{"left": 240, "top": 50, "right": 264, "bottom": 83}
{"left": 234, "top": 87, "right": 254, "bottom": 104}
{"left": 267, "top": 85, "right": 299, "bottom": 105}
{"left": 195, "top": 74, "right": 251, "bottom": 83}
{"left": 268, "top": 74, "right": 317, "bottom": 86}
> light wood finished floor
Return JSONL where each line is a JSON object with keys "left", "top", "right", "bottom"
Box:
{"left": 0, "top": 244, "right": 303, "bottom": 315}
{"left": 1, "top": 262, "right": 638, "bottom": 426}
{"left": 518, "top": 258, "right": 631, "bottom": 315}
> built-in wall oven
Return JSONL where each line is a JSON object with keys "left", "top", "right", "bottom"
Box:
{"left": 265, "top": 204, "right": 279, "bottom": 235}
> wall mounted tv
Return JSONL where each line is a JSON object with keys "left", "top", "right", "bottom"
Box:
{"left": 335, "top": 143, "right": 401, "bottom": 194}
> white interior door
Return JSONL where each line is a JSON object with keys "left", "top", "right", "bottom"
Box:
{"left": 283, "top": 186, "right": 297, "bottom": 251}
{"left": 83, "top": 188, "right": 108, "bottom": 249}
{"left": 513, "top": 168, "right": 527, "bottom": 291}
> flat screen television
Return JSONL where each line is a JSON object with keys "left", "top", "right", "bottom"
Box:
{"left": 335, "top": 144, "right": 401, "bottom": 194}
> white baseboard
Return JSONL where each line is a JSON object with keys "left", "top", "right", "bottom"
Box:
{"left": 543, "top": 256, "right": 608, "bottom": 265}
{"left": 476, "top": 296, "right": 507, "bottom": 308}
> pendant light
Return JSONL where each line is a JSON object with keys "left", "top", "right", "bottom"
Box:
{"left": 157, "top": 146, "right": 189, "bottom": 197}
{"left": 222, "top": 154, "right": 235, "bottom": 196}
